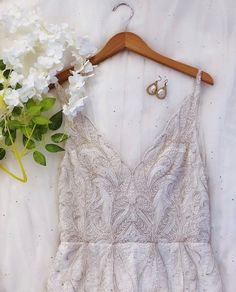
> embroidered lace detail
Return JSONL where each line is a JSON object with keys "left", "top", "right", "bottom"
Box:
{"left": 46, "top": 70, "right": 223, "bottom": 291}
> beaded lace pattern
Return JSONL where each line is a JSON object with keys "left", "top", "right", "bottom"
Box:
{"left": 47, "top": 69, "right": 223, "bottom": 291}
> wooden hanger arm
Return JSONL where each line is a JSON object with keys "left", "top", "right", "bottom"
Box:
{"left": 125, "top": 32, "right": 213, "bottom": 85}
{"left": 90, "top": 32, "right": 126, "bottom": 64}
{"left": 52, "top": 31, "right": 214, "bottom": 88}
{"left": 128, "top": 43, "right": 214, "bottom": 85}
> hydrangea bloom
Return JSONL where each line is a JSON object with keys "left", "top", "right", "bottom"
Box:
{"left": 4, "top": 88, "right": 20, "bottom": 107}
{"left": 0, "top": 6, "right": 97, "bottom": 119}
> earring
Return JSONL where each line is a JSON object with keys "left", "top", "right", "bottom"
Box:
{"left": 156, "top": 77, "right": 168, "bottom": 99}
{"left": 146, "top": 75, "right": 162, "bottom": 96}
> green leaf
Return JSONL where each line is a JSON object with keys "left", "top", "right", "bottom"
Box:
{"left": 39, "top": 97, "right": 56, "bottom": 112}
{"left": 20, "top": 126, "right": 34, "bottom": 138}
{"left": 15, "top": 83, "right": 22, "bottom": 90}
{"left": 27, "top": 105, "right": 42, "bottom": 116}
{"left": 2, "top": 127, "right": 7, "bottom": 136}
{"left": 25, "top": 99, "right": 36, "bottom": 109}
{"left": 5, "top": 130, "right": 16, "bottom": 146}
{"left": 28, "top": 120, "right": 35, "bottom": 128}
{"left": 33, "top": 151, "right": 46, "bottom": 166}
{"left": 7, "top": 120, "right": 23, "bottom": 130}
{"left": 0, "top": 83, "right": 3, "bottom": 90}
{"left": 3, "top": 69, "right": 11, "bottom": 79}
{"left": 45, "top": 144, "right": 64, "bottom": 152}
{"left": 0, "top": 148, "right": 6, "bottom": 160}
{"left": 51, "top": 133, "right": 69, "bottom": 143}
{"left": 33, "top": 116, "right": 50, "bottom": 125}
{"left": 49, "top": 110, "right": 62, "bottom": 130}
{"left": 32, "top": 129, "right": 42, "bottom": 141}
{"left": 23, "top": 135, "right": 36, "bottom": 150}
{"left": 12, "top": 106, "right": 22, "bottom": 116}
{"left": 0, "top": 59, "right": 6, "bottom": 71}
{"left": 31, "top": 125, "right": 48, "bottom": 141}
{"left": 0, "top": 119, "right": 5, "bottom": 128}
{"left": 36, "top": 124, "right": 48, "bottom": 134}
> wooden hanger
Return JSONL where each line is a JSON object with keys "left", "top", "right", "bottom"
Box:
{"left": 54, "top": 31, "right": 214, "bottom": 87}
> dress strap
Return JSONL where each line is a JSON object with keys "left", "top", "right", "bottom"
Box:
{"left": 187, "top": 68, "right": 203, "bottom": 125}
{"left": 176, "top": 68, "right": 203, "bottom": 142}
{"left": 191, "top": 68, "right": 202, "bottom": 111}
{"left": 189, "top": 68, "right": 207, "bottom": 167}
{"left": 194, "top": 68, "right": 202, "bottom": 96}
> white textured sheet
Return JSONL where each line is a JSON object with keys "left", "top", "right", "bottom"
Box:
{"left": 0, "top": 0, "right": 235, "bottom": 291}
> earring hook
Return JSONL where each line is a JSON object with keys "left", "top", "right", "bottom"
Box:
{"left": 163, "top": 75, "right": 168, "bottom": 84}
{"left": 112, "top": 2, "right": 134, "bottom": 31}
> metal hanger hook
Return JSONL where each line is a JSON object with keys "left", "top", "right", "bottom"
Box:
{"left": 112, "top": 2, "right": 134, "bottom": 31}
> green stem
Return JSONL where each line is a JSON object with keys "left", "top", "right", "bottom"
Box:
{"left": 0, "top": 126, "right": 28, "bottom": 182}
{"left": 0, "top": 142, "right": 27, "bottom": 182}
{"left": 20, "top": 124, "right": 36, "bottom": 157}
{"left": 0, "top": 140, "right": 7, "bottom": 149}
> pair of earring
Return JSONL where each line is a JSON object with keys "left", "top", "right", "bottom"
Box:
{"left": 146, "top": 75, "right": 168, "bottom": 99}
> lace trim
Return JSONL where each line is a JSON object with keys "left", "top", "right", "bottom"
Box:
{"left": 47, "top": 242, "right": 222, "bottom": 292}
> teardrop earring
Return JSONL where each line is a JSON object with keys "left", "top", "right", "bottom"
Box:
{"left": 156, "top": 77, "right": 168, "bottom": 99}
{"left": 146, "top": 75, "right": 162, "bottom": 96}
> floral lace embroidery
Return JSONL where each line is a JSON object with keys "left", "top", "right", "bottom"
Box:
{"left": 46, "top": 69, "right": 223, "bottom": 292}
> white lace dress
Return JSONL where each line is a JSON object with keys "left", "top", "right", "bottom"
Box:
{"left": 46, "top": 69, "right": 223, "bottom": 291}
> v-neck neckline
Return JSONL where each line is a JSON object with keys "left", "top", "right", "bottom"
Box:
{"left": 78, "top": 69, "right": 202, "bottom": 175}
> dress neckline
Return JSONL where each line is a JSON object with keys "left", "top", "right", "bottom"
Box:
{"left": 77, "top": 69, "right": 203, "bottom": 174}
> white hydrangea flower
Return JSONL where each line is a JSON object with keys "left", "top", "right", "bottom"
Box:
{"left": 21, "top": 68, "right": 49, "bottom": 100}
{"left": 81, "top": 60, "right": 95, "bottom": 74}
{"left": 0, "top": 7, "right": 40, "bottom": 33}
{"left": 37, "top": 56, "right": 57, "bottom": 69}
{"left": 68, "top": 72, "right": 86, "bottom": 88}
{"left": 4, "top": 88, "right": 21, "bottom": 107}
{"left": 76, "top": 36, "right": 97, "bottom": 57}
{"left": 2, "top": 50, "right": 22, "bottom": 71}
{"left": 0, "top": 6, "right": 97, "bottom": 118}
{"left": 9, "top": 71, "right": 24, "bottom": 87}
{"left": 46, "top": 42, "right": 64, "bottom": 58}
{"left": 18, "top": 85, "right": 36, "bottom": 103}
{"left": 62, "top": 96, "right": 88, "bottom": 119}
{"left": 61, "top": 71, "right": 88, "bottom": 118}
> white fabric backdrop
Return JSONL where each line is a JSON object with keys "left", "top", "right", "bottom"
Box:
{"left": 0, "top": 0, "right": 235, "bottom": 291}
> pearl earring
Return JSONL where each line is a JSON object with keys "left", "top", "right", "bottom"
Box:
{"left": 156, "top": 77, "right": 168, "bottom": 100}
{"left": 146, "top": 76, "right": 168, "bottom": 99}
{"left": 146, "top": 75, "right": 162, "bottom": 96}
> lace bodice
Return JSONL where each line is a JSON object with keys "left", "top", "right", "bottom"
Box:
{"left": 46, "top": 69, "right": 223, "bottom": 291}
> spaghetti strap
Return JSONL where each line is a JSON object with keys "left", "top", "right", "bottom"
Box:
{"left": 195, "top": 68, "right": 203, "bottom": 96}
{"left": 191, "top": 68, "right": 203, "bottom": 113}
{"left": 193, "top": 69, "right": 203, "bottom": 126}
{"left": 185, "top": 68, "right": 203, "bottom": 129}
{"left": 192, "top": 69, "right": 208, "bottom": 169}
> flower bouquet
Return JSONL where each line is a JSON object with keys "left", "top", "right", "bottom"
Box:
{"left": 0, "top": 7, "right": 97, "bottom": 182}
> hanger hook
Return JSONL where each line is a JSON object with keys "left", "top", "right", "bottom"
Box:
{"left": 112, "top": 2, "right": 134, "bottom": 31}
